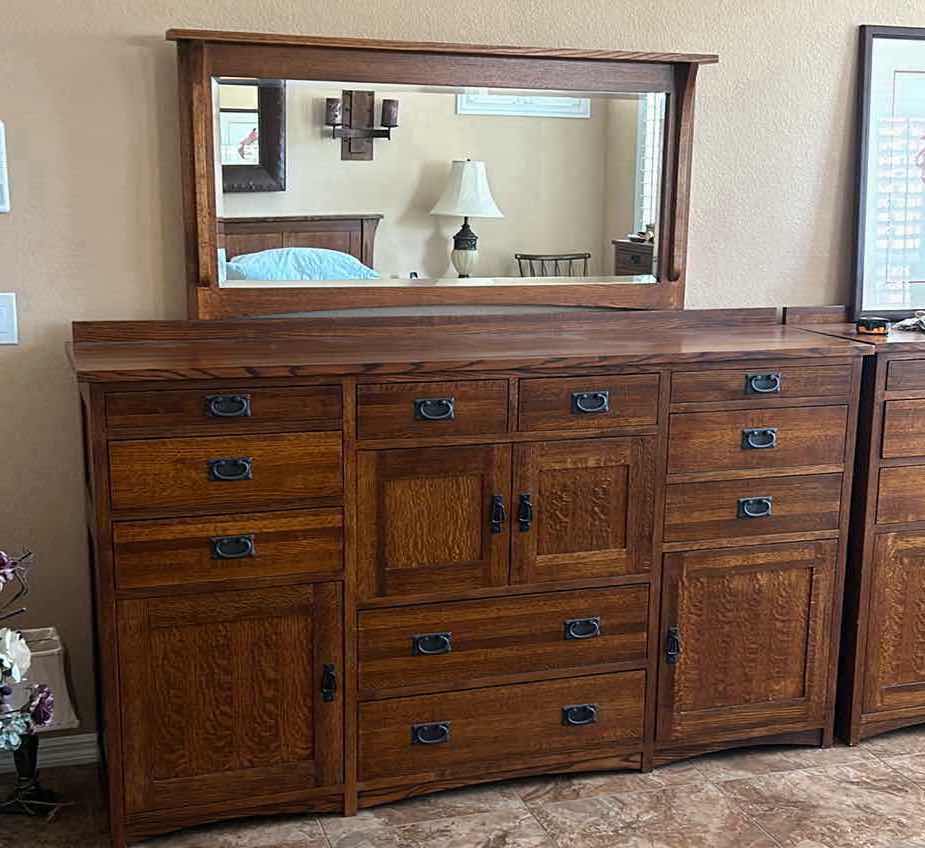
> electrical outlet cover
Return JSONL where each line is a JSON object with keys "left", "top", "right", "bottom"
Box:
{"left": 0, "top": 293, "right": 18, "bottom": 344}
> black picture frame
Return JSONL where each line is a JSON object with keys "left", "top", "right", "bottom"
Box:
{"left": 853, "top": 25, "right": 925, "bottom": 319}
{"left": 220, "top": 79, "right": 287, "bottom": 193}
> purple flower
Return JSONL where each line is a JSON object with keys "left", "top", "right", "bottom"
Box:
{"left": 0, "top": 551, "right": 13, "bottom": 586}
{"left": 29, "top": 685, "right": 54, "bottom": 727}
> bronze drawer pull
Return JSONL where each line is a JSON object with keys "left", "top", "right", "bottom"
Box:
{"left": 414, "top": 397, "right": 455, "bottom": 421}
{"left": 321, "top": 663, "right": 337, "bottom": 703}
{"left": 518, "top": 494, "right": 533, "bottom": 532}
{"left": 741, "top": 427, "right": 778, "bottom": 450}
{"left": 562, "top": 704, "right": 598, "bottom": 727}
{"left": 412, "top": 632, "right": 452, "bottom": 656}
{"left": 205, "top": 393, "right": 252, "bottom": 418}
{"left": 666, "top": 625, "right": 682, "bottom": 665}
{"left": 210, "top": 534, "right": 256, "bottom": 560}
{"left": 571, "top": 390, "right": 610, "bottom": 415}
{"left": 737, "top": 496, "right": 773, "bottom": 519}
{"left": 411, "top": 722, "right": 451, "bottom": 745}
{"left": 490, "top": 495, "right": 506, "bottom": 534}
{"left": 745, "top": 372, "right": 782, "bottom": 395}
{"left": 207, "top": 457, "right": 253, "bottom": 481}
{"left": 564, "top": 617, "right": 601, "bottom": 640}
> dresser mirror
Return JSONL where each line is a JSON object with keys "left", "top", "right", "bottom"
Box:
{"left": 171, "top": 30, "right": 715, "bottom": 317}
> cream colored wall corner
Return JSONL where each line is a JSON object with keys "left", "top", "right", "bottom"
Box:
{"left": 0, "top": 0, "right": 918, "bottom": 735}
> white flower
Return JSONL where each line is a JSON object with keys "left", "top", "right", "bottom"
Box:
{"left": 0, "top": 628, "right": 30, "bottom": 683}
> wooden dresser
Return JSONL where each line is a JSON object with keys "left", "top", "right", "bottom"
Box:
{"left": 789, "top": 316, "right": 925, "bottom": 744}
{"left": 69, "top": 309, "right": 871, "bottom": 845}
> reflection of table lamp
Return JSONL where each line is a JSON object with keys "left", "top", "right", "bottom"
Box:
{"left": 430, "top": 160, "right": 504, "bottom": 278}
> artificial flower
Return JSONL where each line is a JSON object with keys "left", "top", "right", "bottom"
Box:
{"left": 0, "top": 628, "right": 31, "bottom": 683}
{"left": 29, "top": 684, "right": 54, "bottom": 727}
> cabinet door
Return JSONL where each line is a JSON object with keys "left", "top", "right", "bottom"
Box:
{"left": 511, "top": 437, "right": 655, "bottom": 585}
{"left": 657, "top": 541, "right": 834, "bottom": 745}
{"left": 864, "top": 532, "right": 925, "bottom": 715}
{"left": 118, "top": 583, "right": 342, "bottom": 815}
{"left": 358, "top": 445, "right": 511, "bottom": 600}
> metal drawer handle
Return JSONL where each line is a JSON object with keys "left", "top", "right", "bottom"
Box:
{"left": 571, "top": 390, "right": 610, "bottom": 415}
{"left": 411, "top": 722, "right": 451, "bottom": 745}
{"left": 562, "top": 704, "right": 598, "bottom": 727}
{"left": 518, "top": 494, "right": 534, "bottom": 532}
{"left": 741, "top": 427, "right": 778, "bottom": 450}
{"left": 412, "top": 632, "right": 452, "bottom": 656}
{"left": 414, "top": 397, "right": 455, "bottom": 421}
{"left": 737, "top": 496, "right": 773, "bottom": 519}
{"left": 321, "top": 663, "right": 337, "bottom": 703}
{"left": 210, "top": 534, "right": 256, "bottom": 560}
{"left": 564, "top": 617, "right": 601, "bottom": 640}
{"left": 205, "top": 393, "right": 252, "bottom": 418}
{"left": 666, "top": 625, "right": 682, "bottom": 665}
{"left": 207, "top": 457, "right": 253, "bottom": 481}
{"left": 490, "top": 495, "right": 506, "bottom": 534}
{"left": 745, "top": 372, "right": 782, "bottom": 395}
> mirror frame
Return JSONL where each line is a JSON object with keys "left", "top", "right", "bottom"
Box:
{"left": 168, "top": 29, "right": 717, "bottom": 319}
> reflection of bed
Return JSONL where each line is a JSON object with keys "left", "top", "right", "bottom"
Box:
{"left": 217, "top": 214, "right": 382, "bottom": 264}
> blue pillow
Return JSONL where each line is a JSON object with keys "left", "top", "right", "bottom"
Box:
{"left": 225, "top": 247, "right": 379, "bottom": 281}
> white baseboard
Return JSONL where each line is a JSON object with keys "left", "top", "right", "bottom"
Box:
{"left": 0, "top": 732, "right": 98, "bottom": 774}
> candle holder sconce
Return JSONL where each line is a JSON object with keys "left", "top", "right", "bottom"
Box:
{"left": 324, "top": 91, "right": 399, "bottom": 161}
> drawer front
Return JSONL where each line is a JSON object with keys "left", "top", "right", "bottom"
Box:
{"left": 671, "top": 365, "right": 852, "bottom": 405}
{"left": 668, "top": 406, "right": 848, "bottom": 475}
{"left": 109, "top": 432, "right": 342, "bottom": 513}
{"left": 887, "top": 359, "right": 925, "bottom": 392}
{"left": 883, "top": 400, "right": 925, "bottom": 458}
{"left": 358, "top": 586, "right": 648, "bottom": 699}
{"left": 357, "top": 380, "right": 508, "bottom": 439}
{"left": 105, "top": 385, "right": 342, "bottom": 432}
{"left": 518, "top": 374, "right": 659, "bottom": 432}
{"left": 878, "top": 466, "right": 925, "bottom": 525}
{"left": 114, "top": 509, "right": 343, "bottom": 590}
{"left": 665, "top": 474, "right": 842, "bottom": 543}
{"left": 359, "top": 671, "right": 644, "bottom": 783}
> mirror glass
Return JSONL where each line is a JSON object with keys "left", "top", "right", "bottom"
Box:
{"left": 212, "top": 78, "right": 666, "bottom": 287}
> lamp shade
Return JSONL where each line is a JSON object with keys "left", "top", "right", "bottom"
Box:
{"left": 430, "top": 160, "right": 504, "bottom": 219}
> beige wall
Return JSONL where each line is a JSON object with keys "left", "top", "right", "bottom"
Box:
{"left": 0, "top": 0, "right": 919, "bottom": 736}
{"left": 223, "top": 88, "right": 619, "bottom": 277}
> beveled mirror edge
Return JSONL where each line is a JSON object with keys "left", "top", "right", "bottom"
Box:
{"left": 172, "top": 29, "right": 715, "bottom": 319}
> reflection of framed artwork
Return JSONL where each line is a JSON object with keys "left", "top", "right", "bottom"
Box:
{"left": 456, "top": 92, "right": 591, "bottom": 118}
{"left": 855, "top": 26, "right": 925, "bottom": 317}
{"left": 219, "top": 111, "right": 260, "bottom": 165}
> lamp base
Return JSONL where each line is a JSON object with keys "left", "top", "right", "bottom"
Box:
{"left": 451, "top": 218, "right": 479, "bottom": 278}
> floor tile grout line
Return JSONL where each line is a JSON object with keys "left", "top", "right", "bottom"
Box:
{"left": 710, "top": 779, "right": 787, "bottom": 848}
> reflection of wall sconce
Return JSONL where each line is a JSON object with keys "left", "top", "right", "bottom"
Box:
{"left": 324, "top": 91, "right": 399, "bottom": 161}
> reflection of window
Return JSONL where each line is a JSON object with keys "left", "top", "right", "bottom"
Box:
{"left": 634, "top": 94, "right": 665, "bottom": 232}
{"left": 219, "top": 112, "right": 260, "bottom": 165}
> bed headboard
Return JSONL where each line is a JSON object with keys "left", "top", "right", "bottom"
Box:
{"left": 216, "top": 215, "right": 382, "bottom": 266}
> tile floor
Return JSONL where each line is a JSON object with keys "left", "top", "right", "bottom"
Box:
{"left": 6, "top": 726, "right": 925, "bottom": 847}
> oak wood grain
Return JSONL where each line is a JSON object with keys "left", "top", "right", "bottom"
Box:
{"left": 670, "top": 364, "right": 853, "bottom": 405}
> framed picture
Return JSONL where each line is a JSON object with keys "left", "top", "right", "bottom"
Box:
{"left": 456, "top": 92, "right": 591, "bottom": 119}
{"left": 854, "top": 26, "right": 925, "bottom": 317}
{"left": 219, "top": 110, "right": 260, "bottom": 165}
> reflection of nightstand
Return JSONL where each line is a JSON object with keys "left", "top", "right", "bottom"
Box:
{"left": 612, "top": 239, "right": 654, "bottom": 275}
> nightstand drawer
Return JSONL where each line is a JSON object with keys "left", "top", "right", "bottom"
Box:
{"left": 882, "top": 400, "right": 925, "bottom": 458}
{"left": 357, "top": 380, "right": 508, "bottom": 439}
{"left": 359, "top": 671, "right": 644, "bottom": 783}
{"left": 668, "top": 406, "right": 848, "bottom": 475}
{"left": 358, "top": 586, "right": 648, "bottom": 699}
{"left": 109, "top": 432, "right": 342, "bottom": 513}
{"left": 671, "top": 365, "right": 852, "bottom": 405}
{"left": 518, "top": 374, "right": 659, "bottom": 432}
{"left": 665, "top": 474, "right": 842, "bottom": 543}
{"left": 114, "top": 509, "right": 343, "bottom": 590}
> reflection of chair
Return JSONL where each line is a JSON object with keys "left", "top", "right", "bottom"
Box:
{"left": 515, "top": 252, "right": 591, "bottom": 277}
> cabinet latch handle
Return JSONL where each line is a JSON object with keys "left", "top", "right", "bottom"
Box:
{"left": 490, "top": 495, "right": 506, "bottom": 534}
{"left": 321, "top": 663, "right": 337, "bottom": 702}
{"left": 666, "top": 625, "right": 682, "bottom": 665}
{"left": 518, "top": 493, "right": 533, "bottom": 532}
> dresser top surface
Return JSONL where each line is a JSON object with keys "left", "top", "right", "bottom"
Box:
{"left": 796, "top": 322, "right": 925, "bottom": 354}
{"left": 68, "top": 311, "right": 872, "bottom": 383}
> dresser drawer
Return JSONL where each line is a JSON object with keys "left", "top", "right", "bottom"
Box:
{"left": 359, "top": 670, "right": 644, "bottom": 783}
{"left": 105, "top": 385, "right": 342, "bottom": 432}
{"left": 877, "top": 466, "right": 925, "bottom": 525}
{"left": 668, "top": 406, "right": 848, "bottom": 475}
{"left": 357, "top": 380, "right": 508, "bottom": 439}
{"left": 113, "top": 509, "right": 343, "bottom": 590}
{"left": 887, "top": 359, "right": 925, "bottom": 392}
{"left": 518, "top": 374, "right": 659, "bottom": 432}
{"left": 671, "top": 365, "right": 852, "bottom": 405}
{"left": 882, "top": 400, "right": 925, "bottom": 458}
{"left": 665, "top": 474, "right": 842, "bottom": 543}
{"left": 109, "top": 432, "right": 342, "bottom": 513}
{"left": 358, "top": 586, "right": 648, "bottom": 699}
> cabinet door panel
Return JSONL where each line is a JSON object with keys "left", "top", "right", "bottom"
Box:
{"left": 119, "top": 583, "right": 342, "bottom": 814}
{"left": 864, "top": 532, "right": 925, "bottom": 714}
{"left": 512, "top": 437, "right": 655, "bottom": 585}
{"left": 657, "top": 541, "right": 835, "bottom": 745}
{"left": 358, "top": 445, "right": 511, "bottom": 600}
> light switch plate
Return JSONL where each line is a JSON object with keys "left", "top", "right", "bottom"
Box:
{"left": 0, "top": 122, "right": 8, "bottom": 213}
{"left": 0, "top": 293, "right": 18, "bottom": 344}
